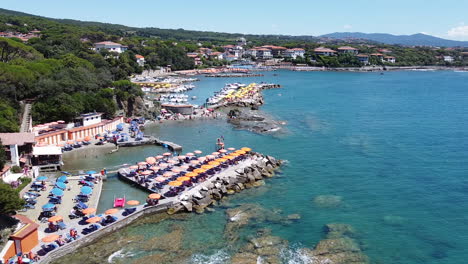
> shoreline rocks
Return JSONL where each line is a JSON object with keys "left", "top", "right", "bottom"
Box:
{"left": 227, "top": 108, "right": 285, "bottom": 134}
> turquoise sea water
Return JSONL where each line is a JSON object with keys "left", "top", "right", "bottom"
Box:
{"left": 63, "top": 70, "right": 468, "bottom": 263}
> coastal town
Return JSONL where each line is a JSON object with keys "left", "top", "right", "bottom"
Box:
{"left": 0, "top": 4, "right": 468, "bottom": 264}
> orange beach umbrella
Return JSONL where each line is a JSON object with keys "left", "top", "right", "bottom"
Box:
{"left": 185, "top": 172, "right": 198, "bottom": 177}
{"left": 82, "top": 208, "right": 96, "bottom": 215}
{"left": 127, "top": 200, "right": 140, "bottom": 206}
{"left": 193, "top": 168, "right": 205, "bottom": 174}
{"left": 177, "top": 176, "right": 190, "bottom": 182}
{"left": 163, "top": 152, "right": 172, "bottom": 156}
{"left": 42, "top": 234, "right": 59, "bottom": 243}
{"left": 186, "top": 153, "right": 194, "bottom": 157}
{"left": 129, "top": 165, "right": 139, "bottom": 170}
{"left": 140, "top": 170, "right": 152, "bottom": 175}
{"left": 105, "top": 208, "right": 119, "bottom": 215}
{"left": 168, "top": 181, "right": 182, "bottom": 187}
{"left": 48, "top": 215, "right": 63, "bottom": 223}
{"left": 194, "top": 150, "right": 202, "bottom": 154}
{"left": 148, "top": 193, "right": 161, "bottom": 199}
{"left": 86, "top": 216, "right": 102, "bottom": 223}
{"left": 201, "top": 165, "right": 214, "bottom": 170}
{"left": 146, "top": 157, "right": 156, "bottom": 164}
{"left": 84, "top": 136, "right": 91, "bottom": 141}
{"left": 227, "top": 147, "right": 236, "bottom": 151}
{"left": 241, "top": 147, "right": 252, "bottom": 152}
{"left": 208, "top": 161, "right": 221, "bottom": 166}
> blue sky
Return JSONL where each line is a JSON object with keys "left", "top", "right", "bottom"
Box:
{"left": 3, "top": 0, "right": 468, "bottom": 40}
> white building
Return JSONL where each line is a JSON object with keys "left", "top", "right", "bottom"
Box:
{"left": 284, "top": 48, "right": 305, "bottom": 59}
{"left": 384, "top": 56, "right": 396, "bottom": 63}
{"left": 75, "top": 113, "right": 102, "bottom": 127}
{"left": 135, "top": 54, "right": 145, "bottom": 66}
{"left": 314, "top": 47, "right": 337, "bottom": 56}
{"left": 357, "top": 54, "right": 370, "bottom": 65}
{"left": 443, "top": 56, "right": 454, "bottom": 63}
{"left": 94, "top": 41, "right": 128, "bottom": 53}
{"left": 256, "top": 48, "right": 273, "bottom": 60}
{"left": 337, "top": 46, "right": 359, "bottom": 55}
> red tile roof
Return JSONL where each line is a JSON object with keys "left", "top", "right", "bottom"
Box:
{"left": 338, "top": 46, "right": 358, "bottom": 50}
{"left": 135, "top": 54, "right": 144, "bottom": 59}
{"left": 314, "top": 47, "right": 337, "bottom": 53}
{"left": 94, "top": 41, "right": 122, "bottom": 46}
{"left": 0, "top": 133, "right": 35, "bottom": 145}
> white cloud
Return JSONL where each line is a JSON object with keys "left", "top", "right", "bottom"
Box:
{"left": 343, "top": 24, "right": 352, "bottom": 30}
{"left": 447, "top": 25, "right": 468, "bottom": 40}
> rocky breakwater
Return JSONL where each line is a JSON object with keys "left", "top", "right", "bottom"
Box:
{"left": 168, "top": 153, "right": 283, "bottom": 215}
{"left": 227, "top": 108, "right": 286, "bottom": 134}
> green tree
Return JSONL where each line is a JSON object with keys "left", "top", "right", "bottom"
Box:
{"left": 0, "top": 139, "right": 6, "bottom": 169}
{"left": 0, "top": 183, "right": 25, "bottom": 215}
{"left": 0, "top": 100, "right": 19, "bottom": 132}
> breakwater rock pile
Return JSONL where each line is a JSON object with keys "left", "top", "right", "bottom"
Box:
{"left": 227, "top": 108, "right": 285, "bottom": 134}
{"left": 169, "top": 153, "right": 283, "bottom": 215}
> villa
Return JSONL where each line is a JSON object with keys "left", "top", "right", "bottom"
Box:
{"left": 356, "top": 54, "right": 370, "bottom": 65}
{"left": 261, "top": 45, "right": 287, "bottom": 57}
{"left": 94, "top": 41, "right": 128, "bottom": 53}
{"left": 283, "top": 48, "right": 305, "bottom": 59}
{"left": 384, "top": 56, "right": 396, "bottom": 63}
{"left": 135, "top": 55, "right": 145, "bottom": 67}
{"left": 255, "top": 48, "right": 273, "bottom": 60}
{"left": 337, "top": 46, "right": 359, "bottom": 55}
{"left": 314, "top": 47, "right": 337, "bottom": 56}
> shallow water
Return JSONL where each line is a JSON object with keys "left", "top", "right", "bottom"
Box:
{"left": 62, "top": 70, "right": 468, "bottom": 263}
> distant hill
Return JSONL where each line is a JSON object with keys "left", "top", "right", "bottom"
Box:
{"left": 321, "top": 32, "right": 468, "bottom": 47}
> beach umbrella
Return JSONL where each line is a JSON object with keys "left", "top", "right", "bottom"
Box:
{"left": 155, "top": 155, "right": 164, "bottom": 159}
{"left": 36, "top": 176, "right": 47, "bottom": 181}
{"left": 212, "top": 152, "right": 220, "bottom": 156}
{"left": 159, "top": 163, "right": 168, "bottom": 168}
{"left": 80, "top": 186, "right": 93, "bottom": 195}
{"left": 42, "top": 203, "right": 55, "bottom": 210}
{"left": 193, "top": 168, "right": 205, "bottom": 174}
{"left": 177, "top": 176, "right": 190, "bottom": 182}
{"left": 82, "top": 208, "right": 96, "bottom": 215}
{"left": 163, "top": 152, "right": 172, "bottom": 156}
{"left": 155, "top": 176, "right": 166, "bottom": 182}
{"left": 140, "top": 170, "right": 152, "bottom": 175}
{"left": 190, "top": 160, "right": 199, "bottom": 165}
{"left": 129, "top": 165, "right": 139, "bottom": 170}
{"left": 167, "top": 160, "right": 177, "bottom": 164}
{"left": 208, "top": 161, "right": 221, "bottom": 166}
{"left": 241, "top": 147, "right": 252, "bottom": 152}
{"left": 50, "top": 188, "right": 64, "bottom": 197}
{"left": 76, "top": 139, "right": 82, "bottom": 142}
{"left": 171, "top": 168, "right": 181, "bottom": 173}
{"left": 48, "top": 215, "right": 63, "bottom": 223}
{"left": 185, "top": 172, "right": 198, "bottom": 177}
{"left": 227, "top": 147, "right": 236, "bottom": 151}
{"left": 150, "top": 166, "right": 160, "bottom": 171}
{"left": 55, "top": 182, "right": 66, "bottom": 190}
{"left": 163, "top": 172, "right": 173, "bottom": 177}
{"left": 206, "top": 155, "right": 215, "bottom": 159}
{"left": 138, "top": 162, "right": 147, "bottom": 166}
{"left": 66, "top": 140, "right": 74, "bottom": 145}
{"left": 180, "top": 165, "right": 190, "bottom": 170}
{"left": 42, "top": 234, "right": 59, "bottom": 243}
{"left": 197, "top": 157, "right": 206, "bottom": 162}
{"left": 127, "top": 200, "right": 140, "bottom": 206}
{"left": 236, "top": 150, "right": 246, "bottom": 155}
{"left": 57, "top": 144, "right": 64, "bottom": 147}
{"left": 86, "top": 216, "right": 102, "bottom": 223}
{"left": 219, "top": 149, "right": 228, "bottom": 153}
{"left": 177, "top": 155, "right": 186, "bottom": 160}
{"left": 168, "top": 181, "right": 182, "bottom": 187}
{"left": 86, "top": 170, "right": 97, "bottom": 175}
{"left": 186, "top": 152, "right": 194, "bottom": 157}
{"left": 105, "top": 208, "right": 119, "bottom": 215}
{"left": 84, "top": 136, "right": 91, "bottom": 142}
{"left": 57, "top": 176, "right": 68, "bottom": 182}
{"left": 201, "top": 165, "right": 214, "bottom": 170}
{"left": 148, "top": 193, "right": 161, "bottom": 199}
{"left": 194, "top": 150, "right": 202, "bottom": 155}
{"left": 146, "top": 157, "right": 156, "bottom": 164}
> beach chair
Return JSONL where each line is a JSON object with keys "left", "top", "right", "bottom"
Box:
{"left": 58, "top": 222, "right": 67, "bottom": 230}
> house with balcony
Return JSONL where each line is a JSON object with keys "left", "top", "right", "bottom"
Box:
{"left": 94, "top": 41, "right": 128, "bottom": 53}
{"left": 356, "top": 54, "right": 370, "bottom": 65}
{"left": 384, "top": 56, "right": 396, "bottom": 63}
{"left": 135, "top": 54, "right": 145, "bottom": 66}
{"left": 314, "top": 47, "right": 337, "bottom": 56}
{"left": 338, "top": 46, "right": 359, "bottom": 55}
{"left": 283, "top": 48, "right": 306, "bottom": 59}
{"left": 256, "top": 48, "right": 273, "bottom": 60}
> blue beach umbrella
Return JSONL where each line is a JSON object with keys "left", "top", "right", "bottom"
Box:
{"left": 42, "top": 203, "right": 55, "bottom": 210}
{"left": 57, "top": 176, "right": 68, "bottom": 182}
{"left": 86, "top": 171, "right": 97, "bottom": 175}
{"left": 80, "top": 186, "right": 92, "bottom": 195}
{"left": 84, "top": 181, "right": 94, "bottom": 187}
{"left": 36, "top": 176, "right": 47, "bottom": 181}
{"left": 55, "top": 182, "right": 66, "bottom": 190}
{"left": 50, "top": 188, "right": 64, "bottom": 196}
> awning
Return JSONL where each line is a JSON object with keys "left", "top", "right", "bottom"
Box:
{"left": 33, "top": 146, "right": 62, "bottom": 156}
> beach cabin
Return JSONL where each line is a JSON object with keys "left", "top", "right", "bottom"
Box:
{"left": 338, "top": 46, "right": 359, "bottom": 55}
{"left": 0, "top": 133, "right": 35, "bottom": 166}
{"left": 283, "top": 48, "right": 305, "bottom": 59}
{"left": 314, "top": 47, "right": 337, "bottom": 56}
{"left": 1, "top": 215, "right": 39, "bottom": 263}
{"left": 31, "top": 146, "right": 63, "bottom": 171}
{"left": 94, "top": 41, "right": 128, "bottom": 54}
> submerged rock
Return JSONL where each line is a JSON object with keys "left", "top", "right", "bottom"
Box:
{"left": 313, "top": 195, "right": 343, "bottom": 208}
{"left": 383, "top": 215, "right": 405, "bottom": 226}
{"left": 325, "top": 223, "right": 356, "bottom": 239}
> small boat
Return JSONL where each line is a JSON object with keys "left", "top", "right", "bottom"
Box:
{"left": 113, "top": 195, "right": 126, "bottom": 208}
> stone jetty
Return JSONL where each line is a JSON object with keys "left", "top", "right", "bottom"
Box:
{"left": 206, "top": 73, "right": 264, "bottom": 78}
{"left": 35, "top": 151, "right": 281, "bottom": 263}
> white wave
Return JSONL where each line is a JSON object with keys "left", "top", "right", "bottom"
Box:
{"left": 190, "top": 249, "right": 230, "bottom": 264}
{"left": 107, "top": 249, "right": 134, "bottom": 263}
{"left": 280, "top": 246, "right": 317, "bottom": 264}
